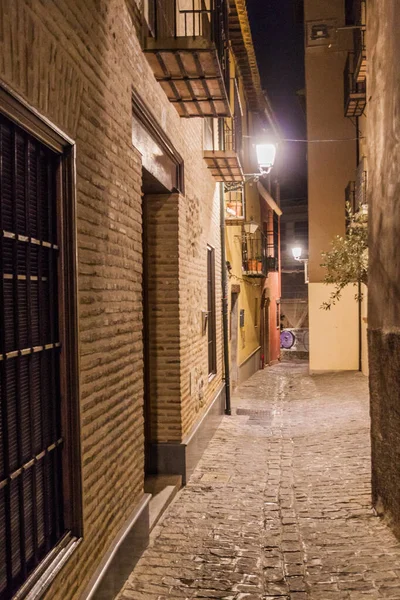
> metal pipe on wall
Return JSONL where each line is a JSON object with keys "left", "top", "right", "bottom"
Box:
{"left": 220, "top": 182, "right": 231, "bottom": 415}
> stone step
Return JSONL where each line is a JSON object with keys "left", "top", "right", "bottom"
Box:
{"left": 144, "top": 475, "right": 182, "bottom": 531}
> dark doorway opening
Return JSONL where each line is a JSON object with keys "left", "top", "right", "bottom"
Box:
{"left": 230, "top": 292, "right": 239, "bottom": 389}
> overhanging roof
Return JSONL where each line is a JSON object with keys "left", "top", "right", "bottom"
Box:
{"left": 228, "top": 0, "right": 265, "bottom": 113}
{"left": 258, "top": 181, "right": 282, "bottom": 216}
{"left": 228, "top": 0, "right": 283, "bottom": 141}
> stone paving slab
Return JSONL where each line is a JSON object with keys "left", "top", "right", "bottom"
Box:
{"left": 117, "top": 361, "right": 400, "bottom": 599}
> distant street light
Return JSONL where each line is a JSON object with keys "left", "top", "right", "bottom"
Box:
{"left": 291, "top": 246, "right": 309, "bottom": 284}
{"left": 292, "top": 246, "right": 303, "bottom": 261}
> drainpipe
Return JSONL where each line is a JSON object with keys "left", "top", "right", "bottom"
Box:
{"left": 220, "top": 182, "right": 231, "bottom": 415}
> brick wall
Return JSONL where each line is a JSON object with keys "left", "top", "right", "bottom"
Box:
{"left": 144, "top": 193, "right": 182, "bottom": 442}
{"left": 0, "top": 0, "right": 223, "bottom": 597}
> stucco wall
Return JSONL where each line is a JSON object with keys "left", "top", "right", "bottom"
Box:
{"left": 308, "top": 283, "right": 359, "bottom": 372}
{"left": 367, "top": 0, "right": 400, "bottom": 538}
{"left": 304, "top": 0, "right": 360, "bottom": 371}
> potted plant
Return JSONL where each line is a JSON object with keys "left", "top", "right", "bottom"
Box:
{"left": 247, "top": 258, "right": 257, "bottom": 271}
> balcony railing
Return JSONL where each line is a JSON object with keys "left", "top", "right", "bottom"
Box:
{"left": 242, "top": 229, "right": 268, "bottom": 278}
{"left": 345, "top": 165, "right": 367, "bottom": 228}
{"left": 355, "top": 159, "right": 367, "bottom": 208}
{"left": 143, "top": 0, "right": 230, "bottom": 117}
{"left": 203, "top": 119, "right": 244, "bottom": 183}
{"left": 345, "top": 180, "right": 356, "bottom": 213}
{"left": 354, "top": 28, "right": 367, "bottom": 82}
{"left": 344, "top": 52, "right": 366, "bottom": 117}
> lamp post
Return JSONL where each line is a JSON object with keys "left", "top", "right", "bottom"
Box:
{"left": 291, "top": 246, "right": 309, "bottom": 284}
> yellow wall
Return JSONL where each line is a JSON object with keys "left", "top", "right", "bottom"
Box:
{"left": 308, "top": 283, "right": 359, "bottom": 371}
{"left": 226, "top": 224, "right": 261, "bottom": 367}
{"left": 224, "top": 52, "right": 265, "bottom": 376}
{"left": 361, "top": 284, "right": 368, "bottom": 376}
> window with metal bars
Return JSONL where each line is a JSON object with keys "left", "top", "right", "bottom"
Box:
{"left": 207, "top": 246, "right": 217, "bottom": 376}
{"left": 265, "top": 210, "right": 280, "bottom": 272}
{"left": 0, "top": 109, "right": 79, "bottom": 599}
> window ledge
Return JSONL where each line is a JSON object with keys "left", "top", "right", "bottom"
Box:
{"left": 208, "top": 372, "right": 217, "bottom": 383}
{"left": 14, "top": 533, "right": 82, "bottom": 600}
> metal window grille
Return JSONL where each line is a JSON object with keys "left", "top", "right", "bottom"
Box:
{"left": 207, "top": 246, "right": 216, "bottom": 375}
{"left": 233, "top": 82, "right": 242, "bottom": 160}
{"left": 264, "top": 212, "right": 279, "bottom": 272}
{"left": 0, "top": 114, "right": 65, "bottom": 599}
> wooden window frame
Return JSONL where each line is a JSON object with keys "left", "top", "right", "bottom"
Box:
{"left": 0, "top": 84, "right": 82, "bottom": 599}
{"left": 207, "top": 245, "right": 217, "bottom": 377}
{"left": 132, "top": 88, "right": 184, "bottom": 194}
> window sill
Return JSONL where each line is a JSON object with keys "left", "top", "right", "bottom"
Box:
{"left": 14, "top": 533, "right": 82, "bottom": 600}
{"left": 208, "top": 372, "right": 217, "bottom": 383}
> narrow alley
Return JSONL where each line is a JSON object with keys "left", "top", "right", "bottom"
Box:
{"left": 118, "top": 362, "right": 400, "bottom": 600}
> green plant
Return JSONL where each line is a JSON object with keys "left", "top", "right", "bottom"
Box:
{"left": 320, "top": 202, "right": 368, "bottom": 310}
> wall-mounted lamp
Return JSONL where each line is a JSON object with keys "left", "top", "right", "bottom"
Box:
{"left": 292, "top": 246, "right": 303, "bottom": 261}
{"left": 291, "top": 246, "right": 309, "bottom": 284}
{"left": 243, "top": 221, "right": 259, "bottom": 235}
{"left": 225, "top": 142, "right": 277, "bottom": 192}
{"left": 255, "top": 143, "right": 277, "bottom": 175}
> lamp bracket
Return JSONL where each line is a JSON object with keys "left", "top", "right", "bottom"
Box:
{"left": 224, "top": 170, "right": 270, "bottom": 193}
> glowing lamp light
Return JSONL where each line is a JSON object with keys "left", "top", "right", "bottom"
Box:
{"left": 256, "top": 143, "right": 277, "bottom": 173}
{"left": 244, "top": 222, "right": 259, "bottom": 234}
{"left": 292, "top": 246, "right": 302, "bottom": 261}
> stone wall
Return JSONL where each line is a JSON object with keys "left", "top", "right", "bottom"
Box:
{"left": 367, "top": 0, "right": 400, "bottom": 537}
{"left": 0, "top": 0, "right": 222, "bottom": 597}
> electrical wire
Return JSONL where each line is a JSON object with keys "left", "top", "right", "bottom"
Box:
{"left": 282, "top": 137, "right": 364, "bottom": 143}
{"left": 243, "top": 135, "right": 364, "bottom": 143}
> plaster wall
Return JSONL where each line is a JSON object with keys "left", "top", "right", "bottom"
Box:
{"left": 266, "top": 271, "right": 281, "bottom": 363}
{"left": 308, "top": 283, "right": 359, "bottom": 371}
{"left": 305, "top": 0, "right": 356, "bottom": 283}
{"left": 361, "top": 285, "right": 368, "bottom": 377}
{"left": 225, "top": 224, "right": 261, "bottom": 370}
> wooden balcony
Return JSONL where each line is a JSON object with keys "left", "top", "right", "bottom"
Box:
{"left": 143, "top": 0, "right": 230, "bottom": 117}
{"left": 203, "top": 120, "right": 244, "bottom": 183}
{"left": 344, "top": 52, "right": 366, "bottom": 117}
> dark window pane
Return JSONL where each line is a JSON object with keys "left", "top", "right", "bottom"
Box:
{"left": 0, "top": 112, "right": 65, "bottom": 598}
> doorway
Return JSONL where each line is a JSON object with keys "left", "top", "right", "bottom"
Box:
{"left": 261, "top": 292, "right": 270, "bottom": 368}
{"left": 142, "top": 168, "right": 173, "bottom": 474}
{"left": 230, "top": 292, "right": 239, "bottom": 388}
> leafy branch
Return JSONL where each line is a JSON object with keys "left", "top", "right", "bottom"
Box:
{"left": 320, "top": 202, "right": 368, "bottom": 310}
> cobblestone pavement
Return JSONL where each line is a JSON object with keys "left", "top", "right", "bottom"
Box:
{"left": 117, "top": 361, "right": 400, "bottom": 600}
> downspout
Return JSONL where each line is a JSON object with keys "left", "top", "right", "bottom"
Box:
{"left": 220, "top": 182, "right": 231, "bottom": 415}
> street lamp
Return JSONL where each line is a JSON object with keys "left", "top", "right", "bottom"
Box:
{"left": 225, "top": 142, "right": 277, "bottom": 192}
{"left": 255, "top": 143, "right": 277, "bottom": 175}
{"left": 291, "top": 246, "right": 309, "bottom": 284}
{"left": 292, "top": 246, "right": 303, "bottom": 261}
